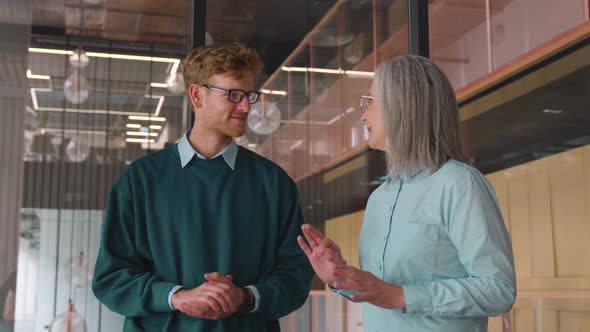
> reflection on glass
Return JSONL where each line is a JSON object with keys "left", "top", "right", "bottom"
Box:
{"left": 14, "top": 2, "right": 191, "bottom": 331}
{"left": 247, "top": 101, "right": 282, "bottom": 135}
{"left": 48, "top": 302, "right": 87, "bottom": 332}
{"left": 63, "top": 70, "right": 90, "bottom": 104}
{"left": 428, "top": 0, "right": 488, "bottom": 91}
{"left": 256, "top": 1, "right": 410, "bottom": 180}
{"left": 490, "top": 0, "right": 587, "bottom": 70}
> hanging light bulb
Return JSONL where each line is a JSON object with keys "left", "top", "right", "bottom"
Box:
{"left": 65, "top": 136, "right": 91, "bottom": 163}
{"left": 312, "top": 27, "right": 354, "bottom": 48}
{"left": 63, "top": 250, "right": 94, "bottom": 288}
{"left": 343, "top": 34, "right": 365, "bottom": 65}
{"left": 247, "top": 101, "right": 282, "bottom": 135}
{"left": 205, "top": 31, "right": 214, "bottom": 46}
{"left": 48, "top": 301, "right": 87, "bottom": 332}
{"left": 165, "top": 71, "right": 185, "bottom": 95}
{"left": 69, "top": 49, "right": 89, "bottom": 69}
{"left": 235, "top": 135, "right": 249, "bottom": 147}
{"left": 64, "top": 48, "right": 90, "bottom": 104}
{"left": 64, "top": 70, "right": 90, "bottom": 104}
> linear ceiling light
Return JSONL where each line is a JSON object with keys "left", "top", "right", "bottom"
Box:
{"left": 126, "top": 131, "right": 158, "bottom": 137}
{"left": 28, "top": 48, "right": 181, "bottom": 74}
{"left": 27, "top": 69, "right": 51, "bottom": 80}
{"left": 128, "top": 115, "right": 166, "bottom": 122}
{"left": 126, "top": 138, "right": 155, "bottom": 143}
{"left": 280, "top": 66, "right": 374, "bottom": 77}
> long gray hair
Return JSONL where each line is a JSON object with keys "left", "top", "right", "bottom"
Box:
{"left": 374, "top": 55, "right": 466, "bottom": 177}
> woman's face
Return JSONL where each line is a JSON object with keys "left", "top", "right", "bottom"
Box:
{"left": 361, "top": 84, "right": 387, "bottom": 151}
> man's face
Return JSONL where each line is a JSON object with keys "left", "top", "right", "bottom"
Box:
{"left": 194, "top": 73, "right": 256, "bottom": 138}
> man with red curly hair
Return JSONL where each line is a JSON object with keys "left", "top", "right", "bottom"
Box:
{"left": 93, "top": 43, "right": 314, "bottom": 331}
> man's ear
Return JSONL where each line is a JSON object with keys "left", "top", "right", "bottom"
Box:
{"left": 188, "top": 84, "right": 203, "bottom": 109}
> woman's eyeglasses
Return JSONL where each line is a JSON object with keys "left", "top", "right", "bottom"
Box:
{"left": 360, "top": 95, "right": 374, "bottom": 112}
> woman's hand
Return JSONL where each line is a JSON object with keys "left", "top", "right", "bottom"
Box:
{"left": 332, "top": 266, "right": 406, "bottom": 309}
{"left": 297, "top": 224, "right": 347, "bottom": 285}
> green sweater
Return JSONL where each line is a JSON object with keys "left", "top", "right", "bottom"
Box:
{"left": 92, "top": 144, "right": 314, "bottom": 331}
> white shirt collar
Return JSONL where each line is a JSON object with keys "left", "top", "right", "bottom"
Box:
{"left": 177, "top": 131, "right": 238, "bottom": 170}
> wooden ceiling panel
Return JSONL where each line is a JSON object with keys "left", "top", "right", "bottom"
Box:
{"left": 104, "top": 0, "right": 188, "bottom": 18}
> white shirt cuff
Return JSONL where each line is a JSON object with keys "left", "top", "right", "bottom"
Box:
{"left": 168, "top": 285, "right": 184, "bottom": 310}
{"left": 245, "top": 285, "right": 260, "bottom": 312}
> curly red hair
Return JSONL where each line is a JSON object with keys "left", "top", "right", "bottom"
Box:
{"left": 181, "top": 43, "right": 263, "bottom": 90}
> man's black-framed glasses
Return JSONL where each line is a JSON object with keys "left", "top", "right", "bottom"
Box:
{"left": 203, "top": 84, "right": 261, "bottom": 104}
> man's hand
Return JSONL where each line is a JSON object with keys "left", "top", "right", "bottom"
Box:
{"left": 297, "top": 224, "right": 348, "bottom": 286}
{"left": 172, "top": 273, "right": 243, "bottom": 320}
{"left": 175, "top": 298, "right": 224, "bottom": 320}
{"left": 204, "top": 273, "right": 245, "bottom": 313}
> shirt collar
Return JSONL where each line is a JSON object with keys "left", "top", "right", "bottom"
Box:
{"left": 386, "top": 167, "right": 430, "bottom": 185}
{"left": 177, "top": 131, "right": 238, "bottom": 170}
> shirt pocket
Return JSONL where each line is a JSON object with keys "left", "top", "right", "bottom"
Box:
{"left": 387, "top": 217, "right": 442, "bottom": 282}
{"left": 407, "top": 216, "right": 441, "bottom": 225}
{"left": 405, "top": 216, "right": 442, "bottom": 241}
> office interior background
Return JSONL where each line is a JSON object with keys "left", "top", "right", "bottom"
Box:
{"left": 1, "top": 0, "right": 589, "bottom": 331}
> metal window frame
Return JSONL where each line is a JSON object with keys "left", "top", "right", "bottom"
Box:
{"left": 188, "top": 0, "right": 206, "bottom": 130}
{"left": 408, "top": 0, "right": 429, "bottom": 58}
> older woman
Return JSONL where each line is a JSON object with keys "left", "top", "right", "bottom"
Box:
{"left": 298, "top": 55, "right": 516, "bottom": 332}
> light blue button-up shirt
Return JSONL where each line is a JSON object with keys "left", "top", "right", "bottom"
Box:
{"left": 168, "top": 131, "right": 260, "bottom": 311}
{"left": 336, "top": 159, "right": 516, "bottom": 332}
{"left": 177, "top": 131, "right": 238, "bottom": 169}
